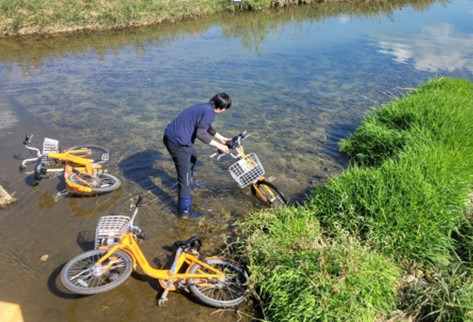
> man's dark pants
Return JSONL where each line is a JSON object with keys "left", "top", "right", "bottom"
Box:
{"left": 163, "top": 136, "right": 197, "bottom": 199}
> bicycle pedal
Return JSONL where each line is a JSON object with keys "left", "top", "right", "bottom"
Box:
{"left": 157, "top": 298, "right": 168, "bottom": 307}
{"left": 53, "top": 189, "right": 70, "bottom": 202}
{"left": 267, "top": 176, "right": 276, "bottom": 182}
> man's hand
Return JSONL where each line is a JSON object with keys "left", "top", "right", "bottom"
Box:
{"left": 214, "top": 132, "right": 231, "bottom": 145}
{"left": 218, "top": 143, "right": 230, "bottom": 154}
{"left": 209, "top": 139, "right": 229, "bottom": 153}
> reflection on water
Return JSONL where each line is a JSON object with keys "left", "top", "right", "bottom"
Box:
{"left": 0, "top": 0, "right": 473, "bottom": 321}
{"left": 375, "top": 23, "right": 473, "bottom": 73}
{"left": 0, "top": 0, "right": 445, "bottom": 67}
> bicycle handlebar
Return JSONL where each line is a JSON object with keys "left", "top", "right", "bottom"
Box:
{"left": 135, "top": 195, "right": 142, "bottom": 208}
{"left": 23, "top": 134, "right": 33, "bottom": 146}
{"left": 20, "top": 134, "right": 42, "bottom": 169}
{"left": 127, "top": 195, "right": 146, "bottom": 240}
{"left": 228, "top": 130, "right": 249, "bottom": 149}
{"left": 210, "top": 131, "right": 249, "bottom": 160}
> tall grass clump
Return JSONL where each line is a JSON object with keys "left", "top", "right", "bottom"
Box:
{"left": 399, "top": 263, "right": 473, "bottom": 321}
{"left": 240, "top": 207, "right": 400, "bottom": 321}
{"left": 307, "top": 77, "right": 473, "bottom": 319}
{"left": 322, "top": 77, "right": 473, "bottom": 266}
{"left": 240, "top": 77, "right": 473, "bottom": 321}
{"left": 310, "top": 144, "right": 471, "bottom": 266}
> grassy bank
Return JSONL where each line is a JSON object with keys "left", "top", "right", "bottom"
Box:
{"left": 0, "top": 0, "right": 443, "bottom": 36}
{"left": 240, "top": 78, "right": 473, "bottom": 321}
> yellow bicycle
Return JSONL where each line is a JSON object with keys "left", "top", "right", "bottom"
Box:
{"left": 20, "top": 135, "right": 121, "bottom": 194}
{"left": 212, "top": 131, "right": 287, "bottom": 206}
{"left": 60, "top": 196, "right": 248, "bottom": 307}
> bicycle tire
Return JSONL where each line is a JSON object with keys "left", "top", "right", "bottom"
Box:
{"left": 60, "top": 249, "right": 132, "bottom": 295}
{"left": 188, "top": 257, "right": 247, "bottom": 308}
{"left": 66, "top": 145, "right": 110, "bottom": 164}
{"left": 251, "top": 179, "right": 287, "bottom": 206}
{"left": 67, "top": 172, "right": 121, "bottom": 194}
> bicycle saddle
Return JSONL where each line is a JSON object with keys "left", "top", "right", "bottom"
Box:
{"left": 174, "top": 236, "right": 202, "bottom": 250}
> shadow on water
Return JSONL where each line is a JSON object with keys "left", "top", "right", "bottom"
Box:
{"left": 47, "top": 263, "right": 81, "bottom": 300}
{"left": 118, "top": 149, "right": 177, "bottom": 213}
{"left": 76, "top": 231, "right": 96, "bottom": 251}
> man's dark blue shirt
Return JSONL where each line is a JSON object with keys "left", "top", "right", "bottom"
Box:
{"left": 164, "top": 103, "right": 215, "bottom": 146}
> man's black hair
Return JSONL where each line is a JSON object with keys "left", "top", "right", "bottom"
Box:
{"left": 209, "top": 93, "right": 232, "bottom": 110}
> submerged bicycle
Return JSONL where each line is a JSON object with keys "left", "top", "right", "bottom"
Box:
{"left": 212, "top": 131, "right": 287, "bottom": 207}
{"left": 20, "top": 135, "right": 121, "bottom": 195}
{"left": 60, "top": 196, "right": 248, "bottom": 308}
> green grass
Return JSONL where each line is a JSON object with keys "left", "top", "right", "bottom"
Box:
{"left": 240, "top": 207, "right": 401, "bottom": 321}
{"left": 331, "top": 78, "right": 473, "bottom": 266}
{"left": 239, "top": 78, "right": 473, "bottom": 321}
{"left": 0, "top": 0, "right": 228, "bottom": 35}
{"left": 0, "top": 0, "right": 444, "bottom": 36}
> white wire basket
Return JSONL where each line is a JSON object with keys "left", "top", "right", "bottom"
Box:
{"left": 94, "top": 215, "right": 130, "bottom": 249}
{"left": 229, "top": 153, "right": 265, "bottom": 188}
{"left": 42, "top": 138, "right": 59, "bottom": 164}
{"left": 42, "top": 138, "right": 59, "bottom": 155}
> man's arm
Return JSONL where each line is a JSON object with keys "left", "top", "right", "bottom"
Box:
{"left": 208, "top": 139, "right": 229, "bottom": 153}
{"left": 214, "top": 132, "right": 231, "bottom": 144}
{"left": 196, "top": 125, "right": 229, "bottom": 153}
{"left": 207, "top": 126, "right": 230, "bottom": 144}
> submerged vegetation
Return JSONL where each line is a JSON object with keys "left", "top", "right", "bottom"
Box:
{"left": 0, "top": 0, "right": 445, "bottom": 36}
{"left": 240, "top": 78, "right": 473, "bottom": 321}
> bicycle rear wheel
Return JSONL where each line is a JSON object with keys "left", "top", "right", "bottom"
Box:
{"left": 67, "top": 172, "right": 121, "bottom": 194}
{"left": 60, "top": 249, "right": 133, "bottom": 295}
{"left": 188, "top": 257, "right": 247, "bottom": 308}
{"left": 251, "top": 179, "right": 287, "bottom": 206}
{"left": 66, "top": 145, "right": 110, "bottom": 164}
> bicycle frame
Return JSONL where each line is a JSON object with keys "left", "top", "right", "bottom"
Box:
{"left": 98, "top": 234, "right": 223, "bottom": 280}
{"left": 96, "top": 232, "right": 225, "bottom": 304}
{"left": 20, "top": 135, "right": 117, "bottom": 194}
{"left": 61, "top": 196, "right": 247, "bottom": 307}
{"left": 51, "top": 150, "right": 104, "bottom": 193}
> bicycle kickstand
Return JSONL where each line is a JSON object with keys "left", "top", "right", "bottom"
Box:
{"left": 157, "top": 289, "right": 169, "bottom": 306}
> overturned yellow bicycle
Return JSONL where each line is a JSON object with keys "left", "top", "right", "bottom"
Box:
{"left": 60, "top": 196, "right": 248, "bottom": 307}
{"left": 20, "top": 135, "right": 121, "bottom": 194}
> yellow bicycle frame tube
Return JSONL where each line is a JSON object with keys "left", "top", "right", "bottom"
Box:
{"left": 48, "top": 150, "right": 102, "bottom": 193}
{"left": 96, "top": 233, "right": 225, "bottom": 288}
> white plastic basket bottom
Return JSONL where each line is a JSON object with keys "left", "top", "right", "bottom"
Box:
{"left": 229, "top": 153, "right": 265, "bottom": 188}
{"left": 94, "top": 215, "right": 130, "bottom": 248}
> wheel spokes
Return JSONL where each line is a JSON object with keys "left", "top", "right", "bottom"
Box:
{"left": 193, "top": 264, "right": 246, "bottom": 301}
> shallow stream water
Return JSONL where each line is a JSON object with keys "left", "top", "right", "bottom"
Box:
{"left": 0, "top": 1, "right": 472, "bottom": 321}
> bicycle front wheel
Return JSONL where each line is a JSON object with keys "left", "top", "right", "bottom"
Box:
{"left": 251, "top": 179, "right": 287, "bottom": 206}
{"left": 60, "top": 249, "right": 133, "bottom": 295}
{"left": 188, "top": 257, "right": 247, "bottom": 308}
{"left": 67, "top": 172, "right": 121, "bottom": 194}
